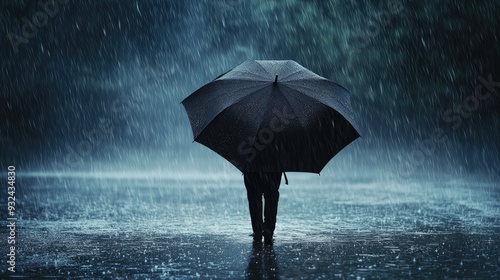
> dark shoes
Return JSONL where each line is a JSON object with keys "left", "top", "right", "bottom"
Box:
{"left": 263, "top": 231, "right": 273, "bottom": 245}
{"left": 251, "top": 232, "right": 273, "bottom": 245}
{"left": 251, "top": 233, "right": 263, "bottom": 242}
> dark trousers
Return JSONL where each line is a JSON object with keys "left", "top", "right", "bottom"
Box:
{"left": 244, "top": 172, "right": 282, "bottom": 237}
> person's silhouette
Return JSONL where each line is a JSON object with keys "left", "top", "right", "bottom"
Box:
{"left": 244, "top": 171, "right": 282, "bottom": 244}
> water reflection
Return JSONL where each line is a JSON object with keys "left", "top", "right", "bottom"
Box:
{"left": 8, "top": 176, "right": 500, "bottom": 278}
{"left": 246, "top": 241, "right": 280, "bottom": 280}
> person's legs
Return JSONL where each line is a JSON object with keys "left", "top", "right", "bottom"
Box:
{"left": 244, "top": 173, "right": 263, "bottom": 241}
{"left": 263, "top": 172, "right": 282, "bottom": 242}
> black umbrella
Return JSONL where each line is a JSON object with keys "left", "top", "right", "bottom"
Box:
{"left": 181, "top": 60, "right": 360, "bottom": 174}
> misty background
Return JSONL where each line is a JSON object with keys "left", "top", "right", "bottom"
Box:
{"left": 1, "top": 0, "right": 499, "bottom": 182}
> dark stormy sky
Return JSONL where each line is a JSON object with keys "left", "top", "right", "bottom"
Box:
{"left": 1, "top": 0, "right": 499, "bottom": 181}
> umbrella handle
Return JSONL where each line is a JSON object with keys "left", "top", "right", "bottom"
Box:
{"left": 283, "top": 172, "right": 288, "bottom": 185}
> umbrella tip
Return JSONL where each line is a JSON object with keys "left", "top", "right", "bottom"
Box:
{"left": 274, "top": 75, "right": 278, "bottom": 84}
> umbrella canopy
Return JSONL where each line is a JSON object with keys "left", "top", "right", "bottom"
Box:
{"left": 181, "top": 60, "right": 360, "bottom": 173}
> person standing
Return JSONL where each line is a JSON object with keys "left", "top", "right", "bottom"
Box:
{"left": 244, "top": 171, "right": 283, "bottom": 244}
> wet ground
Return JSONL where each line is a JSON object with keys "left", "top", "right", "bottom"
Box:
{"left": 1, "top": 174, "right": 499, "bottom": 278}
